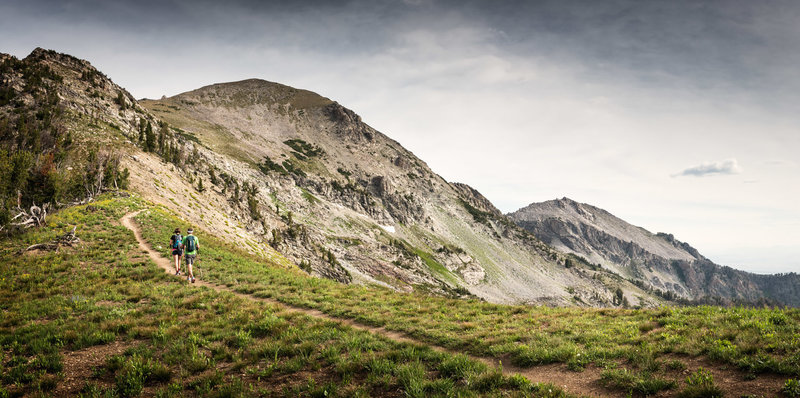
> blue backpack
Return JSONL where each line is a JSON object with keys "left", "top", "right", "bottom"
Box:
{"left": 171, "top": 234, "right": 182, "bottom": 249}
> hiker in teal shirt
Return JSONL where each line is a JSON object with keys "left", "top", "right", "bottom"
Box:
{"left": 182, "top": 228, "right": 200, "bottom": 283}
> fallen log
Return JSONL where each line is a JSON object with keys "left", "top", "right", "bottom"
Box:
{"left": 21, "top": 226, "right": 80, "bottom": 253}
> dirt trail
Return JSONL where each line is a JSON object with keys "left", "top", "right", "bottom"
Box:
{"left": 120, "top": 211, "right": 785, "bottom": 398}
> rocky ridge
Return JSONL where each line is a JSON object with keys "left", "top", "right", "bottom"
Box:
{"left": 509, "top": 197, "right": 799, "bottom": 305}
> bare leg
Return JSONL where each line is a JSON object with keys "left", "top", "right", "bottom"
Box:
{"left": 187, "top": 255, "right": 195, "bottom": 281}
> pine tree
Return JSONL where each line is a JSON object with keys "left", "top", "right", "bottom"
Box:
{"left": 117, "top": 91, "right": 126, "bottom": 110}
{"left": 138, "top": 119, "right": 144, "bottom": 144}
{"left": 208, "top": 168, "right": 218, "bottom": 185}
{"left": 16, "top": 114, "right": 28, "bottom": 150}
{"left": 158, "top": 128, "right": 165, "bottom": 154}
{"left": 158, "top": 121, "right": 168, "bottom": 154}
{"left": 172, "top": 144, "right": 182, "bottom": 165}
{"left": 144, "top": 121, "right": 155, "bottom": 152}
{"left": 613, "top": 288, "right": 624, "bottom": 306}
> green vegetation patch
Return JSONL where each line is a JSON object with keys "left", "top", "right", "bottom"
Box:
{"left": 459, "top": 199, "right": 492, "bottom": 225}
{"left": 301, "top": 187, "right": 320, "bottom": 204}
{"left": 284, "top": 138, "right": 325, "bottom": 158}
{"left": 0, "top": 193, "right": 552, "bottom": 397}
{"left": 258, "top": 155, "right": 287, "bottom": 175}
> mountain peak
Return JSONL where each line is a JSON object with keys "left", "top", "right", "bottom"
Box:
{"left": 172, "top": 78, "right": 334, "bottom": 110}
{"left": 25, "top": 47, "right": 86, "bottom": 67}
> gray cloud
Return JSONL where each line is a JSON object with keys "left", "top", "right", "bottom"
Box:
{"left": 1, "top": 0, "right": 798, "bottom": 273}
{"left": 673, "top": 159, "right": 743, "bottom": 177}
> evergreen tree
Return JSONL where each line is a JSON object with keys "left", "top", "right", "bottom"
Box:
{"left": 158, "top": 121, "right": 168, "bottom": 154}
{"left": 138, "top": 119, "right": 144, "bottom": 144}
{"left": 208, "top": 167, "right": 218, "bottom": 185}
{"left": 158, "top": 129, "right": 165, "bottom": 154}
{"left": 172, "top": 144, "right": 182, "bottom": 165}
{"left": 188, "top": 147, "right": 199, "bottom": 165}
{"left": 0, "top": 117, "right": 9, "bottom": 142}
{"left": 116, "top": 91, "right": 126, "bottom": 110}
{"left": 144, "top": 121, "right": 155, "bottom": 152}
{"left": 613, "top": 288, "right": 624, "bottom": 306}
{"left": 16, "top": 114, "right": 28, "bottom": 150}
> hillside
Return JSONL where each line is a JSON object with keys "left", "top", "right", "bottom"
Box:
{"left": 1, "top": 194, "right": 797, "bottom": 397}
{"left": 0, "top": 194, "right": 547, "bottom": 397}
{"left": 509, "top": 197, "right": 800, "bottom": 306}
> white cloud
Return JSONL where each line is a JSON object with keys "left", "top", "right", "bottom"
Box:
{"left": 672, "top": 158, "right": 743, "bottom": 177}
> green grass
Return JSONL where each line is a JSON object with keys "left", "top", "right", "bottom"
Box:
{"left": 130, "top": 200, "right": 800, "bottom": 395}
{"left": 0, "top": 193, "right": 561, "bottom": 397}
{"left": 4, "top": 192, "right": 795, "bottom": 396}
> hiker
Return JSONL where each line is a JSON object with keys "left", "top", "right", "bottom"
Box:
{"left": 170, "top": 228, "right": 183, "bottom": 275}
{"left": 182, "top": 228, "right": 200, "bottom": 283}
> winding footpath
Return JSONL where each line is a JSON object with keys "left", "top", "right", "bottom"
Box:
{"left": 121, "top": 211, "right": 785, "bottom": 398}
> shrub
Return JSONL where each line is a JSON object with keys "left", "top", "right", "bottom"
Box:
{"left": 284, "top": 139, "right": 324, "bottom": 158}
{"left": 258, "top": 156, "right": 287, "bottom": 175}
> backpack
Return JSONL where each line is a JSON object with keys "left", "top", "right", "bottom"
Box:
{"left": 185, "top": 235, "right": 197, "bottom": 252}
{"left": 171, "top": 234, "right": 182, "bottom": 249}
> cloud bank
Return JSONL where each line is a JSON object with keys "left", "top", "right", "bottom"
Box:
{"left": 673, "top": 158, "right": 743, "bottom": 177}
{"left": 1, "top": 0, "right": 798, "bottom": 273}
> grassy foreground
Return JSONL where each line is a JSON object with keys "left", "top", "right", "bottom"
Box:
{"left": 0, "top": 194, "right": 566, "bottom": 397}
{"left": 135, "top": 201, "right": 800, "bottom": 396}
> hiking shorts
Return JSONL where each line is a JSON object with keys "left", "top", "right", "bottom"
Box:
{"left": 172, "top": 248, "right": 183, "bottom": 256}
{"left": 186, "top": 254, "right": 196, "bottom": 266}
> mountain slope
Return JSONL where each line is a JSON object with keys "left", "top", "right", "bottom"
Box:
{"left": 139, "top": 79, "right": 617, "bottom": 305}
{"left": 3, "top": 48, "right": 671, "bottom": 307}
{"left": 509, "top": 197, "right": 799, "bottom": 305}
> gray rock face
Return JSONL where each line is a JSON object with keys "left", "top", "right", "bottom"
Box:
{"left": 509, "top": 197, "right": 798, "bottom": 305}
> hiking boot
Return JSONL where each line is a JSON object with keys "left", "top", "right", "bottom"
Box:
{"left": 191, "top": 277, "right": 196, "bottom": 283}
{"left": 176, "top": 270, "right": 181, "bottom": 276}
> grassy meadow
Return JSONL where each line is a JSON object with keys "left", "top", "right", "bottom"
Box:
{"left": 134, "top": 201, "right": 800, "bottom": 396}
{"left": 0, "top": 194, "right": 564, "bottom": 397}
{"left": 1, "top": 193, "right": 799, "bottom": 397}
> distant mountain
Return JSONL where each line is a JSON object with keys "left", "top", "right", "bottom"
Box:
{"left": 508, "top": 197, "right": 800, "bottom": 306}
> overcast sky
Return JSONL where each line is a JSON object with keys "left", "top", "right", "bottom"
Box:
{"left": 2, "top": 0, "right": 798, "bottom": 274}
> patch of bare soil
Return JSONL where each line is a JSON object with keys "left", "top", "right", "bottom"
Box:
{"left": 120, "top": 211, "right": 790, "bottom": 398}
{"left": 661, "top": 354, "right": 786, "bottom": 398}
{"left": 55, "top": 340, "right": 133, "bottom": 396}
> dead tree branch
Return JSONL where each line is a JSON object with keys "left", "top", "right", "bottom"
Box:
{"left": 22, "top": 226, "right": 80, "bottom": 253}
